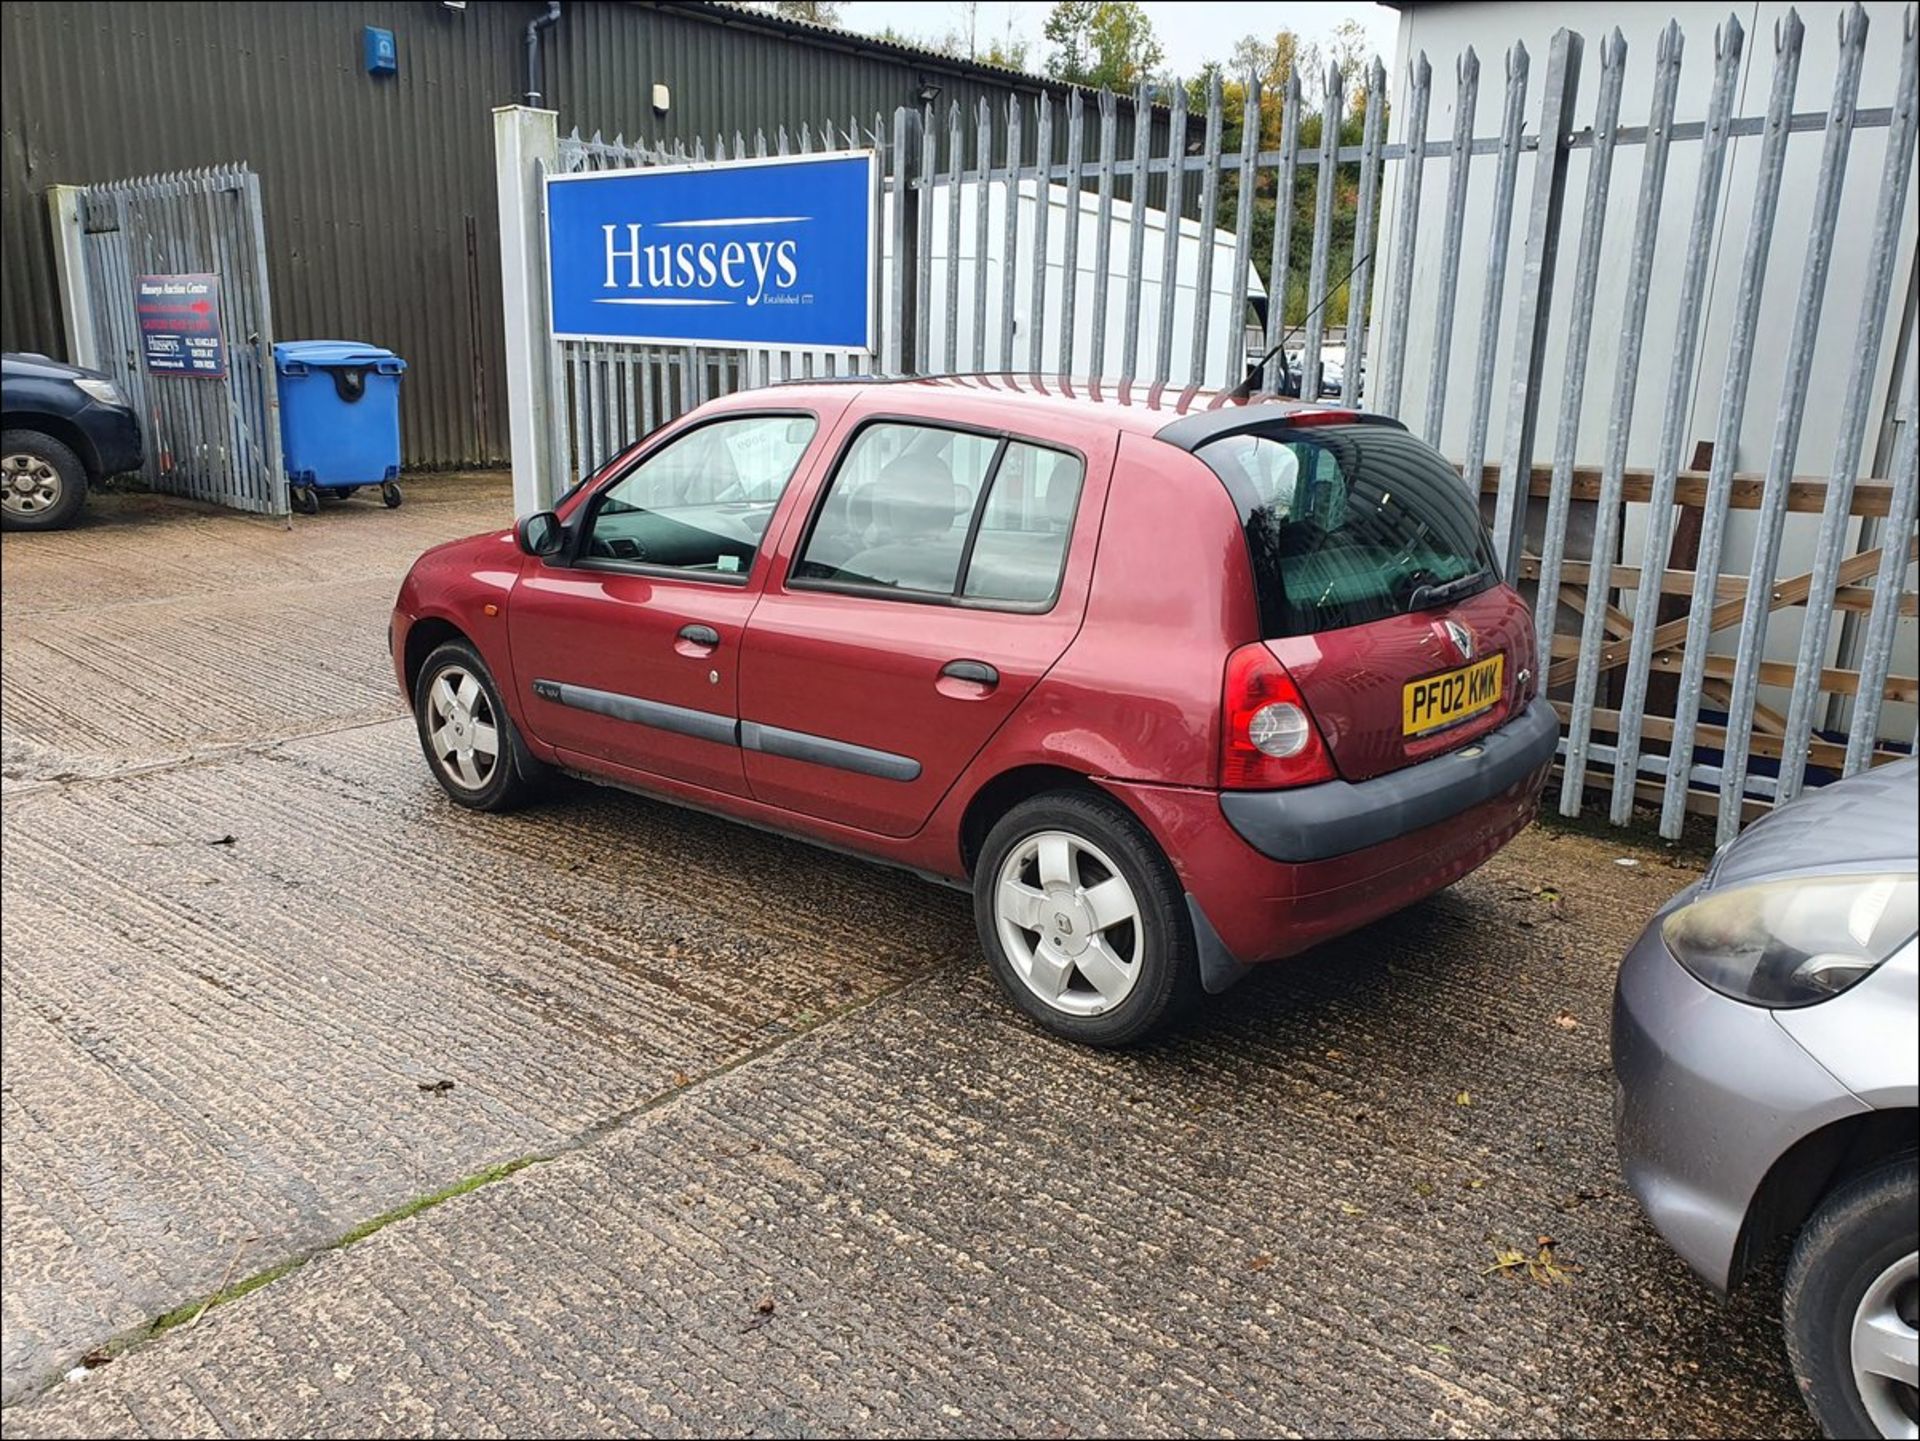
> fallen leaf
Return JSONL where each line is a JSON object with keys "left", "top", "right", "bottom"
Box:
{"left": 1338, "top": 1201, "right": 1364, "bottom": 1216}
{"left": 1484, "top": 1236, "right": 1580, "bottom": 1286}
{"left": 1414, "top": 1179, "right": 1436, "bottom": 1198}
{"left": 1249, "top": 1252, "right": 1272, "bottom": 1272}
{"left": 1325, "top": 1049, "right": 1347, "bottom": 1061}
{"left": 1455, "top": 1090, "right": 1472, "bottom": 1107}
{"left": 1551, "top": 1010, "right": 1580, "bottom": 1031}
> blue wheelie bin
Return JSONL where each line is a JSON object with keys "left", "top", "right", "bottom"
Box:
{"left": 274, "top": 340, "right": 407, "bottom": 513}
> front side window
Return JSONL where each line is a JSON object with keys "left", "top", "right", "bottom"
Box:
{"left": 582, "top": 414, "right": 816, "bottom": 576}
{"left": 1197, "top": 423, "right": 1494, "bottom": 637}
{"left": 794, "top": 423, "right": 1085, "bottom": 606}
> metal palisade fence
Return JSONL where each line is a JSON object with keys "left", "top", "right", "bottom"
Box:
{"left": 73, "top": 165, "right": 286, "bottom": 516}
{"left": 523, "top": 3, "right": 1918, "bottom": 840}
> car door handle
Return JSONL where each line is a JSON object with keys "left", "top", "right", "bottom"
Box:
{"left": 939, "top": 659, "right": 998, "bottom": 686}
{"left": 677, "top": 623, "right": 721, "bottom": 648}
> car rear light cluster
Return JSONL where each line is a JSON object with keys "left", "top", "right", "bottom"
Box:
{"left": 1220, "top": 642, "right": 1337, "bottom": 790}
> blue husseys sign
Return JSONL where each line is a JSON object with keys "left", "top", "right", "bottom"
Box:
{"left": 545, "top": 152, "right": 877, "bottom": 351}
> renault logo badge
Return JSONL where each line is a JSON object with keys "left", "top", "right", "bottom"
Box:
{"left": 1443, "top": 619, "right": 1475, "bottom": 660}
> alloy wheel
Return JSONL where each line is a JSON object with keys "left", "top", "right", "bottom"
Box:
{"left": 425, "top": 665, "right": 501, "bottom": 792}
{"left": 994, "top": 829, "right": 1144, "bottom": 1017}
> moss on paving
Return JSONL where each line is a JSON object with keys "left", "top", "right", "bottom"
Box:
{"left": 62, "top": 1155, "right": 548, "bottom": 1382}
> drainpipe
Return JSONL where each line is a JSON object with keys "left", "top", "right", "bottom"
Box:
{"left": 523, "top": 1, "right": 561, "bottom": 107}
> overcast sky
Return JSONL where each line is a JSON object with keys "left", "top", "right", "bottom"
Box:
{"left": 835, "top": 2, "right": 1401, "bottom": 81}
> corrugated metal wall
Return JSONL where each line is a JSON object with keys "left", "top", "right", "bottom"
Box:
{"left": 1, "top": 0, "right": 1162, "bottom": 468}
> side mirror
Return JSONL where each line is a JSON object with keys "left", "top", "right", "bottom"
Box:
{"left": 515, "top": 510, "right": 565, "bottom": 558}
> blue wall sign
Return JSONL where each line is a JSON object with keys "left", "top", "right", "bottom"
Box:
{"left": 364, "top": 25, "right": 397, "bottom": 76}
{"left": 545, "top": 152, "right": 877, "bottom": 351}
{"left": 135, "top": 273, "right": 226, "bottom": 378}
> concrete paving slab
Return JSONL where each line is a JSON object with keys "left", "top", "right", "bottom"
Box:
{"left": 0, "top": 477, "right": 1815, "bottom": 1437}
{"left": 3, "top": 829, "right": 1810, "bottom": 1437}
{"left": 1, "top": 477, "right": 506, "bottom": 787}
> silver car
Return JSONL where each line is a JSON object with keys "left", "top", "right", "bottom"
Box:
{"left": 1613, "top": 757, "right": 1918, "bottom": 1439}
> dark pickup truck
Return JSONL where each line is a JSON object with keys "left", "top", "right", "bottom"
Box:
{"left": 2, "top": 352, "right": 143, "bottom": 531}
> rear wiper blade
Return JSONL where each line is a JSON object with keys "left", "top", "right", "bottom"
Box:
{"left": 1408, "top": 569, "right": 1490, "bottom": 611}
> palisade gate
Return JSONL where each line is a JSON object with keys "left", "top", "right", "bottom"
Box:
{"left": 47, "top": 164, "right": 286, "bottom": 516}
{"left": 496, "top": 3, "right": 1919, "bottom": 841}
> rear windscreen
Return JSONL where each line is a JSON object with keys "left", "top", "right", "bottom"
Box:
{"left": 1196, "top": 424, "right": 1495, "bottom": 637}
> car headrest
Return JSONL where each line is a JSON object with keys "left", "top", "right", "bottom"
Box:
{"left": 869, "top": 455, "right": 958, "bottom": 538}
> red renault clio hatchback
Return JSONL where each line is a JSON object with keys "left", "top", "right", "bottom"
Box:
{"left": 392, "top": 378, "right": 1557, "bottom": 1045}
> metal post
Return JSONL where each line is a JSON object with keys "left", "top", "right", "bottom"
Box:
{"left": 1460, "top": 42, "right": 1530, "bottom": 508}
{"left": 1660, "top": 12, "right": 1805, "bottom": 838}
{"left": 1423, "top": 49, "right": 1479, "bottom": 445}
{"left": 1490, "top": 28, "right": 1583, "bottom": 583}
{"left": 1533, "top": 30, "right": 1624, "bottom": 668}
{"left": 1559, "top": 20, "right": 1684, "bottom": 819}
{"left": 1263, "top": 66, "right": 1304, "bottom": 393}
{"left": 1776, "top": 6, "right": 1920, "bottom": 805}
{"left": 1341, "top": 59, "right": 1387, "bottom": 407}
{"left": 1374, "top": 53, "right": 1430, "bottom": 415}
{"left": 1190, "top": 72, "right": 1224, "bottom": 386}
{"left": 1608, "top": 15, "right": 1746, "bottom": 826}
{"left": 494, "top": 103, "right": 560, "bottom": 517}
{"left": 46, "top": 185, "right": 100, "bottom": 370}
{"left": 886, "top": 106, "right": 915, "bottom": 375}
{"left": 1300, "top": 62, "right": 1343, "bottom": 405}
{"left": 1226, "top": 76, "right": 1260, "bottom": 391}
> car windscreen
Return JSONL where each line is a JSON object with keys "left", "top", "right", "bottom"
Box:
{"left": 1196, "top": 423, "right": 1495, "bottom": 638}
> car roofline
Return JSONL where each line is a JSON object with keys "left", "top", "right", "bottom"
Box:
{"left": 758, "top": 373, "right": 1405, "bottom": 444}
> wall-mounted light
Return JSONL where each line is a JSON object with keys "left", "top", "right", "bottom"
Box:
{"left": 652, "top": 82, "right": 671, "bottom": 115}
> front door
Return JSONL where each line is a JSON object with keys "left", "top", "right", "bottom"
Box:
{"left": 508, "top": 412, "right": 821, "bottom": 796}
{"left": 738, "top": 420, "right": 1098, "bottom": 836}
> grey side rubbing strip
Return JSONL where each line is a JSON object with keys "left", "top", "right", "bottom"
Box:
{"left": 739, "top": 721, "right": 922, "bottom": 782}
{"left": 536, "top": 681, "right": 737, "bottom": 748}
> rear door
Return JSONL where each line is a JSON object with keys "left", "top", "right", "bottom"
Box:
{"left": 507, "top": 411, "right": 821, "bottom": 796}
{"left": 737, "top": 417, "right": 1103, "bottom": 837}
{"left": 1195, "top": 421, "right": 1536, "bottom": 782}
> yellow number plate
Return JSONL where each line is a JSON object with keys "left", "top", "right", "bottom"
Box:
{"left": 1403, "top": 653, "right": 1504, "bottom": 737}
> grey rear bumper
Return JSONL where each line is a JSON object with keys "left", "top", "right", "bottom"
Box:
{"left": 1219, "top": 697, "right": 1559, "bottom": 863}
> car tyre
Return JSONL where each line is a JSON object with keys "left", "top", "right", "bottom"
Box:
{"left": 973, "top": 789, "right": 1201, "bottom": 1047}
{"left": 1, "top": 429, "right": 88, "bottom": 532}
{"left": 412, "top": 639, "right": 544, "bottom": 811}
{"left": 1784, "top": 1156, "right": 1919, "bottom": 1440}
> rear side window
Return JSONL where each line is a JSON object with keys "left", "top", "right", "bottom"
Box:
{"left": 1196, "top": 424, "right": 1494, "bottom": 637}
{"left": 794, "top": 423, "right": 1084, "bottom": 607}
{"left": 962, "top": 442, "right": 1084, "bottom": 603}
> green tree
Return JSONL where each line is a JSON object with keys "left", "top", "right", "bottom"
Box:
{"left": 1183, "top": 35, "right": 1389, "bottom": 328}
{"left": 1043, "top": 1, "right": 1163, "bottom": 90}
{"left": 761, "top": 0, "right": 843, "bottom": 25}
